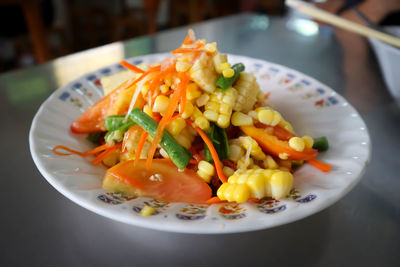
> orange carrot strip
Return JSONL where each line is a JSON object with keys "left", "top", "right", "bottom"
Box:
{"left": 194, "top": 126, "right": 227, "bottom": 183}
{"left": 53, "top": 145, "right": 86, "bottom": 156}
{"left": 135, "top": 130, "right": 148, "bottom": 165}
{"left": 264, "top": 91, "right": 271, "bottom": 99}
{"left": 171, "top": 48, "right": 204, "bottom": 54}
{"left": 182, "top": 29, "right": 195, "bottom": 45}
{"left": 248, "top": 198, "right": 260, "bottom": 203}
{"left": 169, "top": 72, "right": 189, "bottom": 121}
{"left": 92, "top": 144, "right": 119, "bottom": 165}
{"left": 306, "top": 159, "right": 332, "bottom": 172}
{"left": 206, "top": 196, "right": 227, "bottom": 204}
{"left": 108, "top": 170, "right": 144, "bottom": 190}
{"left": 120, "top": 60, "right": 145, "bottom": 73}
{"left": 53, "top": 144, "right": 110, "bottom": 157}
{"left": 189, "top": 158, "right": 198, "bottom": 165}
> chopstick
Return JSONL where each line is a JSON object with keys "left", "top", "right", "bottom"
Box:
{"left": 286, "top": 0, "right": 400, "bottom": 48}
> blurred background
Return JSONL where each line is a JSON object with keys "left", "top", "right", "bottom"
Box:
{"left": 0, "top": 0, "right": 288, "bottom": 72}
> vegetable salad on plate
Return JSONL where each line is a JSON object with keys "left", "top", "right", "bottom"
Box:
{"left": 54, "top": 30, "right": 331, "bottom": 206}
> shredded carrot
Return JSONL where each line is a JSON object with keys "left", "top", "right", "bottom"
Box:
{"left": 53, "top": 144, "right": 110, "bottom": 157}
{"left": 108, "top": 170, "right": 145, "bottom": 190}
{"left": 264, "top": 91, "right": 271, "bottom": 99}
{"left": 306, "top": 159, "right": 332, "bottom": 172}
{"left": 120, "top": 60, "right": 145, "bottom": 73}
{"left": 222, "top": 159, "right": 237, "bottom": 170}
{"left": 182, "top": 29, "right": 195, "bottom": 45}
{"left": 135, "top": 130, "right": 148, "bottom": 165}
{"left": 171, "top": 48, "right": 204, "bottom": 54}
{"left": 206, "top": 196, "right": 226, "bottom": 204}
{"left": 169, "top": 72, "right": 189, "bottom": 121}
{"left": 189, "top": 158, "right": 198, "bottom": 165}
{"left": 122, "top": 126, "right": 140, "bottom": 152}
{"left": 193, "top": 126, "right": 227, "bottom": 183}
{"left": 92, "top": 144, "right": 119, "bottom": 165}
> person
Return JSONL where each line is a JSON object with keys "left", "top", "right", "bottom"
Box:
{"left": 315, "top": 0, "right": 400, "bottom": 26}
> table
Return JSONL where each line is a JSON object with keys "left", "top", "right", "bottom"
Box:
{"left": 1, "top": 13, "right": 399, "bottom": 267}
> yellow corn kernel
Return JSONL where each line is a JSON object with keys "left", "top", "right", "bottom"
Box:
{"left": 181, "top": 100, "right": 194, "bottom": 119}
{"left": 187, "top": 83, "right": 202, "bottom": 100}
{"left": 203, "top": 110, "right": 219, "bottom": 122}
{"left": 205, "top": 101, "right": 219, "bottom": 112}
{"left": 233, "top": 183, "right": 251, "bottom": 203}
{"left": 222, "top": 68, "right": 235, "bottom": 78}
{"left": 263, "top": 155, "right": 278, "bottom": 169}
{"left": 176, "top": 61, "right": 192, "bottom": 72}
{"left": 217, "top": 114, "right": 230, "bottom": 128}
{"left": 238, "top": 136, "right": 266, "bottom": 160}
{"left": 140, "top": 84, "right": 150, "bottom": 97}
{"left": 196, "top": 94, "right": 210, "bottom": 107}
{"left": 231, "top": 111, "right": 253, "bottom": 126}
{"left": 194, "top": 116, "right": 210, "bottom": 130}
{"left": 228, "top": 173, "right": 239, "bottom": 184}
{"left": 279, "top": 119, "right": 295, "bottom": 134}
{"left": 140, "top": 205, "right": 155, "bottom": 217}
{"left": 191, "top": 106, "right": 203, "bottom": 119}
{"left": 174, "top": 133, "right": 191, "bottom": 149}
{"left": 204, "top": 42, "right": 217, "bottom": 53}
{"left": 257, "top": 109, "right": 282, "bottom": 126}
{"left": 229, "top": 144, "right": 244, "bottom": 162}
{"left": 197, "top": 160, "right": 215, "bottom": 183}
{"left": 198, "top": 160, "right": 214, "bottom": 176}
{"left": 279, "top": 153, "right": 289, "bottom": 160}
{"left": 159, "top": 148, "right": 169, "bottom": 158}
{"left": 224, "top": 184, "right": 238, "bottom": 202}
{"left": 270, "top": 171, "right": 293, "bottom": 199}
{"left": 246, "top": 173, "right": 265, "bottom": 199}
{"left": 159, "top": 84, "right": 169, "bottom": 94}
{"left": 153, "top": 95, "right": 170, "bottom": 113}
{"left": 102, "top": 150, "right": 120, "bottom": 167}
{"left": 217, "top": 183, "right": 230, "bottom": 200}
{"left": 302, "top": 135, "right": 314, "bottom": 149}
{"left": 219, "top": 103, "right": 232, "bottom": 115}
{"left": 222, "top": 89, "right": 237, "bottom": 106}
{"left": 289, "top": 137, "right": 305, "bottom": 152}
{"left": 223, "top": 166, "right": 235, "bottom": 177}
{"left": 221, "top": 62, "right": 231, "bottom": 70}
{"left": 248, "top": 110, "right": 258, "bottom": 120}
{"left": 166, "top": 117, "right": 186, "bottom": 136}
{"left": 143, "top": 104, "right": 152, "bottom": 117}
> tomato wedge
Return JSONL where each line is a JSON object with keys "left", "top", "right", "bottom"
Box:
{"left": 102, "top": 159, "right": 212, "bottom": 204}
{"left": 70, "top": 80, "right": 145, "bottom": 134}
{"left": 240, "top": 125, "right": 318, "bottom": 160}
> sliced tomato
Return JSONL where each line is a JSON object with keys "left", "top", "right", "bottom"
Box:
{"left": 240, "top": 125, "right": 318, "bottom": 160}
{"left": 70, "top": 80, "right": 145, "bottom": 134}
{"left": 103, "top": 159, "right": 212, "bottom": 204}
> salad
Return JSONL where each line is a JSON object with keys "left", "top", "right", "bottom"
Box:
{"left": 54, "top": 30, "right": 331, "bottom": 208}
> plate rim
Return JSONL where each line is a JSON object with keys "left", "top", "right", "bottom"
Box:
{"left": 29, "top": 53, "right": 371, "bottom": 234}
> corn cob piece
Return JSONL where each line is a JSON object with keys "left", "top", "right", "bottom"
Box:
{"left": 217, "top": 168, "right": 293, "bottom": 202}
{"left": 190, "top": 53, "right": 218, "bottom": 93}
{"left": 233, "top": 72, "right": 262, "bottom": 113}
{"left": 203, "top": 88, "right": 238, "bottom": 128}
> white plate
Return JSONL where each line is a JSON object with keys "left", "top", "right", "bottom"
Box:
{"left": 29, "top": 53, "right": 371, "bottom": 234}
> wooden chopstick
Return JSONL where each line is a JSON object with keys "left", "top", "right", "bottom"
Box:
{"left": 286, "top": 0, "right": 400, "bottom": 48}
